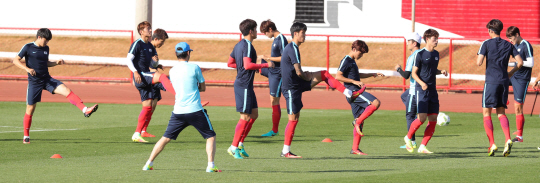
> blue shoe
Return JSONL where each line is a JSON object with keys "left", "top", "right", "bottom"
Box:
{"left": 238, "top": 145, "right": 250, "bottom": 157}
{"left": 206, "top": 166, "right": 221, "bottom": 172}
{"left": 400, "top": 141, "right": 417, "bottom": 149}
{"left": 261, "top": 130, "right": 278, "bottom": 137}
{"left": 227, "top": 147, "right": 244, "bottom": 159}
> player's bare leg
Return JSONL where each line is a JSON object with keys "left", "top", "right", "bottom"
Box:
{"left": 53, "top": 84, "right": 98, "bottom": 117}
{"left": 512, "top": 102, "right": 524, "bottom": 142}
{"left": 309, "top": 71, "right": 365, "bottom": 101}
{"left": 205, "top": 136, "right": 220, "bottom": 172}
{"left": 282, "top": 112, "right": 302, "bottom": 158}
{"left": 143, "top": 136, "right": 172, "bottom": 170}
{"left": 22, "top": 104, "right": 37, "bottom": 144}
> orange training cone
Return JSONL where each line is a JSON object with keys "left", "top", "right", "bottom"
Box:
{"left": 322, "top": 138, "right": 333, "bottom": 143}
{"left": 50, "top": 154, "right": 63, "bottom": 159}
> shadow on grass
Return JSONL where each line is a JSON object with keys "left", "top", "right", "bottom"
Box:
{"left": 0, "top": 138, "right": 91, "bottom": 141}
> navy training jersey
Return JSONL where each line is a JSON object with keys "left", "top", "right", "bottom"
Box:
{"left": 231, "top": 39, "right": 258, "bottom": 89}
{"left": 281, "top": 41, "right": 304, "bottom": 90}
{"left": 270, "top": 34, "right": 288, "bottom": 70}
{"left": 477, "top": 37, "right": 519, "bottom": 84}
{"left": 17, "top": 42, "right": 50, "bottom": 80}
{"left": 337, "top": 55, "right": 360, "bottom": 91}
{"left": 414, "top": 48, "right": 439, "bottom": 90}
{"left": 512, "top": 39, "right": 534, "bottom": 81}
{"left": 128, "top": 38, "right": 157, "bottom": 73}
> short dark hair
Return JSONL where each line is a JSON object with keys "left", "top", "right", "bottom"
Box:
{"left": 152, "top": 28, "right": 169, "bottom": 40}
{"left": 176, "top": 48, "right": 190, "bottom": 60}
{"left": 352, "top": 40, "right": 369, "bottom": 53}
{"left": 239, "top": 19, "right": 257, "bottom": 36}
{"left": 290, "top": 22, "right": 307, "bottom": 38}
{"left": 506, "top": 26, "right": 520, "bottom": 38}
{"left": 137, "top": 21, "right": 152, "bottom": 35}
{"left": 486, "top": 19, "right": 503, "bottom": 35}
{"left": 409, "top": 40, "right": 420, "bottom": 48}
{"left": 260, "top": 19, "right": 277, "bottom": 33}
{"left": 423, "top": 29, "right": 439, "bottom": 42}
{"left": 36, "top": 28, "right": 52, "bottom": 40}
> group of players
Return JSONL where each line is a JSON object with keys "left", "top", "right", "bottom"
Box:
{"left": 12, "top": 18, "right": 537, "bottom": 172}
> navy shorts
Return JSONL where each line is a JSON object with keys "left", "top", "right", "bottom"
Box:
{"left": 260, "top": 59, "right": 269, "bottom": 78}
{"left": 401, "top": 89, "right": 417, "bottom": 122}
{"left": 416, "top": 89, "right": 439, "bottom": 114}
{"left": 482, "top": 82, "right": 509, "bottom": 108}
{"left": 27, "top": 77, "right": 64, "bottom": 105}
{"left": 283, "top": 89, "right": 303, "bottom": 114}
{"left": 268, "top": 70, "right": 282, "bottom": 97}
{"left": 349, "top": 91, "right": 378, "bottom": 118}
{"left": 133, "top": 72, "right": 161, "bottom": 102}
{"left": 163, "top": 110, "right": 216, "bottom": 140}
{"left": 510, "top": 77, "right": 529, "bottom": 104}
{"left": 234, "top": 87, "right": 258, "bottom": 114}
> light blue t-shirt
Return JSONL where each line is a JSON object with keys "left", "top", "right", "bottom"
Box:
{"left": 405, "top": 49, "right": 423, "bottom": 95}
{"left": 169, "top": 61, "right": 205, "bottom": 114}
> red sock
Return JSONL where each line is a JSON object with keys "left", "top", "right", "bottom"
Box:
{"left": 240, "top": 119, "right": 256, "bottom": 143}
{"left": 407, "top": 119, "right": 423, "bottom": 139}
{"left": 142, "top": 111, "right": 153, "bottom": 132}
{"left": 284, "top": 120, "right": 299, "bottom": 146}
{"left": 232, "top": 119, "right": 248, "bottom": 147}
{"left": 66, "top": 91, "right": 86, "bottom": 111}
{"left": 272, "top": 105, "right": 281, "bottom": 133}
{"left": 483, "top": 116, "right": 494, "bottom": 146}
{"left": 499, "top": 115, "right": 511, "bottom": 141}
{"left": 421, "top": 121, "right": 437, "bottom": 146}
{"left": 158, "top": 74, "right": 176, "bottom": 95}
{"left": 352, "top": 127, "right": 362, "bottom": 150}
{"left": 23, "top": 114, "right": 32, "bottom": 136}
{"left": 135, "top": 106, "right": 152, "bottom": 133}
{"left": 516, "top": 114, "right": 524, "bottom": 136}
{"left": 355, "top": 105, "right": 377, "bottom": 125}
{"left": 320, "top": 70, "right": 345, "bottom": 93}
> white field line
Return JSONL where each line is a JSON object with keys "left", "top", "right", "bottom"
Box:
{"left": 0, "top": 126, "right": 77, "bottom": 133}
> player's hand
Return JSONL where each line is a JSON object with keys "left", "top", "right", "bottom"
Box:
{"left": 353, "top": 81, "right": 364, "bottom": 88}
{"left": 152, "top": 55, "right": 159, "bottom": 62}
{"left": 395, "top": 64, "right": 401, "bottom": 71}
{"left": 56, "top": 59, "right": 64, "bottom": 65}
{"left": 156, "top": 64, "right": 164, "bottom": 71}
{"left": 375, "top": 72, "right": 385, "bottom": 77}
{"left": 267, "top": 61, "right": 275, "bottom": 68}
{"left": 534, "top": 81, "right": 540, "bottom": 90}
{"left": 421, "top": 83, "right": 428, "bottom": 90}
{"left": 133, "top": 72, "right": 142, "bottom": 84}
{"left": 441, "top": 70, "right": 448, "bottom": 76}
{"left": 26, "top": 68, "right": 36, "bottom": 76}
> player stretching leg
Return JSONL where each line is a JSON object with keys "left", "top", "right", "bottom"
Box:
{"left": 505, "top": 26, "right": 534, "bottom": 143}
{"left": 403, "top": 29, "right": 448, "bottom": 154}
{"left": 226, "top": 19, "right": 274, "bottom": 159}
{"left": 280, "top": 22, "right": 365, "bottom": 158}
{"left": 259, "top": 20, "right": 289, "bottom": 137}
{"left": 142, "top": 42, "right": 220, "bottom": 172}
{"left": 12, "top": 28, "right": 98, "bottom": 144}
{"left": 335, "top": 40, "right": 384, "bottom": 155}
{"left": 477, "top": 19, "right": 523, "bottom": 156}
{"left": 396, "top": 32, "right": 422, "bottom": 149}
{"left": 126, "top": 21, "right": 176, "bottom": 143}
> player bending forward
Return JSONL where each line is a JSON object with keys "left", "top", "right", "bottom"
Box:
{"left": 142, "top": 42, "right": 220, "bottom": 172}
{"left": 13, "top": 28, "right": 98, "bottom": 144}
{"left": 335, "top": 40, "right": 384, "bottom": 155}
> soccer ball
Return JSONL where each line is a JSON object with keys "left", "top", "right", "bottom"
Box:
{"left": 437, "top": 112, "right": 450, "bottom": 126}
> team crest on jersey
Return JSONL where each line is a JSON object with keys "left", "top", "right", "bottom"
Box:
{"left": 273, "top": 44, "right": 276, "bottom": 47}
{"left": 435, "top": 57, "right": 438, "bottom": 60}
{"left": 44, "top": 51, "right": 48, "bottom": 55}
{"left": 149, "top": 49, "right": 152, "bottom": 52}
{"left": 518, "top": 48, "right": 521, "bottom": 52}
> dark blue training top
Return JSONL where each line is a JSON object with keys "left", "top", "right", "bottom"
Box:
{"left": 269, "top": 34, "right": 288, "bottom": 72}
{"left": 338, "top": 55, "right": 360, "bottom": 91}
{"left": 18, "top": 42, "right": 50, "bottom": 81}
{"left": 128, "top": 38, "right": 157, "bottom": 73}
{"left": 477, "top": 37, "right": 519, "bottom": 84}
{"left": 281, "top": 41, "right": 304, "bottom": 91}
{"left": 231, "top": 39, "right": 258, "bottom": 89}
{"left": 512, "top": 39, "right": 534, "bottom": 81}
{"left": 414, "top": 48, "right": 439, "bottom": 90}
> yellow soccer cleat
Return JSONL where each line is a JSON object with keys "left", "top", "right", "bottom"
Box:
{"left": 488, "top": 144, "right": 498, "bottom": 156}
{"left": 502, "top": 139, "right": 513, "bottom": 157}
{"left": 404, "top": 136, "right": 414, "bottom": 153}
{"left": 417, "top": 145, "right": 433, "bottom": 154}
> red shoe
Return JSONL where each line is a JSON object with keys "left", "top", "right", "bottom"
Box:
{"left": 350, "top": 149, "right": 368, "bottom": 155}
{"left": 512, "top": 136, "right": 523, "bottom": 143}
{"left": 141, "top": 132, "right": 156, "bottom": 138}
{"left": 281, "top": 152, "right": 302, "bottom": 158}
{"left": 348, "top": 86, "right": 366, "bottom": 103}
{"left": 84, "top": 104, "right": 99, "bottom": 118}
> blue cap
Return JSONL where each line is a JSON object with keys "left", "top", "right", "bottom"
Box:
{"left": 175, "top": 42, "right": 193, "bottom": 53}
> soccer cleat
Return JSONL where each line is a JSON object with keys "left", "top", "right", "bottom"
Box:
{"left": 417, "top": 146, "right": 433, "bottom": 154}
{"left": 512, "top": 136, "right": 523, "bottom": 143}
{"left": 347, "top": 86, "right": 366, "bottom": 103}
{"left": 227, "top": 147, "right": 243, "bottom": 159}
{"left": 261, "top": 130, "right": 278, "bottom": 137}
{"left": 351, "top": 120, "right": 364, "bottom": 137}
{"left": 142, "top": 164, "right": 153, "bottom": 171}
{"left": 132, "top": 133, "right": 148, "bottom": 143}
{"left": 350, "top": 149, "right": 368, "bottom": 155}
{"left": 281, "top": 151, "right": 302, "bottom": 158}
{"left": 23, "top": 136, "right": 30, "bottom": 144}
{"left": 206, "top": 166, "right": 222, "bottom": 173}
{"left": 399, "top": 141, "right": 417, "bottom": 149}
{"left": 502, "top": 139, "right": 513, "bottom": 157}
{"left": 403, "top": 136, "right": 414, "bottom": 153}
{"left": 238, "top": 144, "right": 249, "bottom": 157}
{"left": 141, "top": 132, "right": 156, "bottom": 138}
{"left": 84, "top": 104, "right": 99, "bottom": 118}
{"left": 488, "top": 144, "right": 498, "bottom": 156}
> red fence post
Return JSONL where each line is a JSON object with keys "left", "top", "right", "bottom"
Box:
{"left": 239, "top": 33, "right": 242, "bottom": 41}
{"left": 326, "top": 36, "right": 330, "bottom": 90}
{"left": 403, "top": 38, "right": 407, "bottom": 91}
{"left": 448, "top": 39, "right": 453, "bottom": 89}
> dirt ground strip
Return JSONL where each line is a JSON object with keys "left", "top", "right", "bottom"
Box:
{"left": 2, "top": 80, "right": 539, "bottom": 115}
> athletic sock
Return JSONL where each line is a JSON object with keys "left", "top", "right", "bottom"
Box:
{"left": 352, "top": 127, "right": 362, "bottom": 150}
{"left": 499, "top": 115, "right": 511, "bottom": 141}
{"left": 146, "top": 161, "right": 153, "bottom": 167}
{"left": 23, "top": 114, "right": 32, "bottom": 137}
{"left": 320, "top": 70, "right": 346, "bottom": 93}
{"left": 421, "top": 121, "right": 437, "bottom": 146}
{"left": 229, "top": 145, "right": 238, "bottom": 150}
{"left": 272, "top": 105, "right": 281, "bottom": 133}
{"left": 66, "top": 91, "right": 86, "bottom": 111}
{"left": 282, "top": 145, "right": 290, "bottom": 154}
{"left": 231, "top": 119, "right": 248, "bottom": 147}
{"left": 483, "top": 116, "right": 495, "bottom": 146}
{"left": 158, "top": 74, "right": 176, "bottom": 95}
{"left": 284, "top": 120, "right": 299, "bottom": 146}
{"left": 136, "top": 106, "right": 152, "bottom": 133}
{"left": 343, "top": 89, "right": 352, "bottom": 98}
{"left": 516, "top": 114, "right": 524, "bottom": 136}
{"left": 240, "top": 119, "right": 255, "bottom": 143}
{"left": 142, "top": 111, "right": 153, "bottom": 132}
{"left": 208, "top": 162, "right": 215, "bottom": 168}
{"left": 407, "top": 119, "right": 423, "bottom": 139}
{"left": 355, "top": 105, "right": 377, "bottom": 125}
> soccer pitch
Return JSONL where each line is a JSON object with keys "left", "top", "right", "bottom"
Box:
{"left": 1, "top": 102, "right": 539, "bottom": 182}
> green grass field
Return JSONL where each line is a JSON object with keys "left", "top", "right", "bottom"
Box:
{"left": 1, "top": 101, "right": 539, "bottom": 182}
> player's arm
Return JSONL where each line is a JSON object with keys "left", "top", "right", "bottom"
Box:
{"left": 227, "top": 56, "right": 237, "bottom": 68}
{"left": 198, "top": 82, "right": 206, "bottom": 92}
{"left": 196, "top": 65, "right": 206, "bottom": 92}
{"left": 13, "top": 56, "right": 36, "bottom": 76}
{"left": 411, "top": 66, "right": 427, "bottom": 90}
{"left": 396, "top": 64, "right": 411, "bottom": 79}
{"left": 476, "top": 41, "right": 488, "bottom": 66}
{"left": 476, "top": 54, "right": 485, "bottom": 66}
{"left": 335, "top": 70, "right": 363, "bottom": 88}
{"left": 261, "top": 55, "right": 282, "bottom": 62}
{"left": 243, "top": 57, "right": 273, "bottom": 70}
{"left": 293, "top": 63, "right": 310, "bottom": 81}
{"left": 47, "top": 59, "right": 64, "bottom": 67}
{"left": 508, "top": 54, "right": 524, "bottom": 78}
{"left": 436, "top": 69, "right": 448, "bottom": 76}
{"left": 359, "top": 73, "right": 384, "bottom": 78}
{"left": 126, "top": 53, "right": 141, "bottom": 83}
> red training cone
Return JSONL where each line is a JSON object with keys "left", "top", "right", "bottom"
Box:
{"left": 322, "top": 138, "right": 333, "bottom": 143}
{"left": 50, "top": 154, "right": 63, "bottom": 159}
